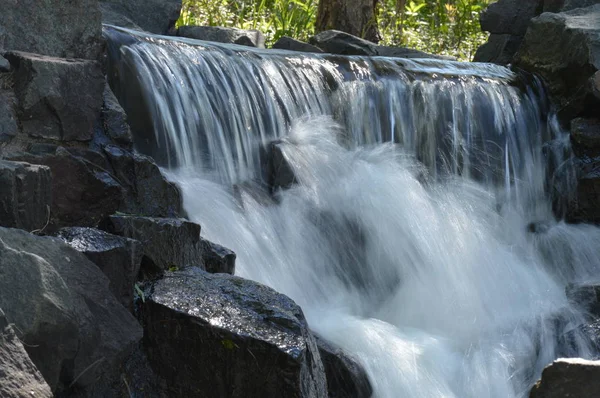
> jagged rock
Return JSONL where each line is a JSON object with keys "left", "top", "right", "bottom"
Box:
{"left": 100, "top": 0, "right": 182, "bottom": 34}
{"left": 140, "top": 267, "right": 327, "bottom": 397}
{"left": 571, "top": 118, "right": 600, "bottom": 157}
{"left": 0, "top": 227, "right": 142, "bottom": 392}
{"left": 272, "top": 36, "right": 324, "bottom": 53}
{"left": 480, "top": 0, "right": 543, "bottom": 36}
{"left": 177, "top": 26, "right": 266, "bottom": 48}
{"left": 0, "top": 0, "right": 103, "bottom": 60}
{"left": 0, "top": 308, "right": 53, "bottom": 398}
{"left": 102, "top": 145, "right": 185, "bottom": 218}
{"left": 6, "top": 147, "right": 123, "bottom": 228}
{"left": 264, "top": 140, "right": 297, "bottom": 192}
{"left": 315, "top": 335, "right": 373, "bottom": 398}
{"left": 0, "top": 88, "right": 18, "bottom": 143}
{"left": 5, "top": 51, "right": 104, "bottom": 141}
{"left": 99, "top": 3, "right": 143, "bottom": 31}
{"left": 102, "top": 84, "right": 134, "bottom": 147}
{"left": 56, "top": 227, "right": 143, "bottom": 311}
{"left": 530, "top": 358, "right": 600, "bottom": 397}
{"left": 473, "top": 34, "right": 523, "bottom": 64}
{"left": 200, "top": 239, "right": 236, "bottom": 275}
{"left": 0, "top": 160, "right": 51, "bottom": 232}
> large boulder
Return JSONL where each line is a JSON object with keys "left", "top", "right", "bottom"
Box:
{"left": 473, "top": 34, "right": 524, "bottom": 64}
{"left": 177, "top": 26, "right": 266, "bottom": 48}
{"left": 140, "top": 267, "right": 327, "bottom": 397}
{"left": 0, "top": 160, "right": 51, "bottom": 232}
{"left": 0, "top": 0, "right": 103, "bottom": 60}
{"left": 0, "top": 308, "right": 52, "bottom": 398}
{"left": 100, "top": 0, "right": 182, "bottom": 34}
{"left": 57, "top": 227, "right": 143, "bottom": 311}
{"left": 480, "top": 0, "right": 543, "bottom": 36}
{"left": 530, "top": 358, "right": 600, "bottom": 397}
{"left": 5, "top": 52, "right": 104, "bottom": 142}
{"left": 0, "top": 227, "right": 143, "bottom": 393}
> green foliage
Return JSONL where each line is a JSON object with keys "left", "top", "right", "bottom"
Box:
{"left": 178, "top": 0, "right": 493, "bottom": 60}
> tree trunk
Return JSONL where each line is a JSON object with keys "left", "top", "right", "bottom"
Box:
{"left": 316, "top": 0, "right": 381, "bottom": 43}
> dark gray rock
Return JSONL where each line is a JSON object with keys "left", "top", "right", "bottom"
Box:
{"left": 177, "top": 26, "right": 266, "bottom": 48}
{"left": 273, "top": 36, "right": 324, "bottom": 53}
{"left": 480, "top": 0, "right": 543, "bottom": 36}
{"left": 0, "top": 308, "right": 53, "bottom": 398}
{"left": 140, "top": 267, "right": 327, "bottom": 397}
{"left": 0, "top": 0, "right": 103, "bottom": 60}
{"left": 562, "top": 0, "right": 600, "bottom": 11}
{"left": 0, "top": 56, "right": 10, "bottom": 72}
{"left": 0, "top": 88, "right": 18, "bottom": 143}
{"left": 102, "top": 83, "right": 134, "bottom": 147}
{"left": 57, "top": 227, "right": 143, "bottom": 311}
{"left": 200, "top": 239, "right": 236, "bottom": 275}
{"left": 0, "top": 160, "right": 51, "bottom": 232}
{"left": 5, "top": 51, "right": 104, "bottom": 142}
{"left": 100, "top": 0, "right": 182, "bottom": 34}
{"left": 6, "top": 147, "right": 123, "bottom": 228}
{"left": 571, "top": 118, "right": 600, "bottom": 157}
{"left": 530, "top": 358, "right": 600, "bottom": 397}
{"left": 473, "top": 34, "right": 523, "bottom": 64}
{"left": 315, "top": 335, "right": 372, "bottom": 398}
{"left": 566, "top": 156, "right": 600, "bottom": 223}
{"left": 591, "top": 71, "right": 600, "bottom": 101}
{"left": 264, "top": 140, "right": 297, "bottom": 192}
{"left": 0, "top": 227, "right": 143, "bottom": 393}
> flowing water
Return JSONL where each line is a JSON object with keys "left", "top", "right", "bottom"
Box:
{"left": 105, "top": 26, "right": 600, "bottom": 397}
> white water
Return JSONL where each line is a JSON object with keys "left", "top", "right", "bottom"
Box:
{"left": 106, "top": 27, "right": 600, "bottom": 397}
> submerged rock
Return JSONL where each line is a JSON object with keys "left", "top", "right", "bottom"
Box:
{"left": 140, "top": 267, "right": 327, "bottom": 397}
{"left": 177, "top": 26, "right": 266, "bottom": 48}
{"left": 530, "top": 358, "right": 600, "bottom": 397}
{"left": 263, "top": 140, "right": 297, "bottom": 192}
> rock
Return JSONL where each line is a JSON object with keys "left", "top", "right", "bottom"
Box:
{"left": 200, "top": 239, "right": 236, "bottom": 275}
{"left": 473, "top": 34, "right": 523, "bottom": 64}
{"left": 100, "top": 0, "right": 182, "bottom": 34}
{"left": 530, "top": 358, "right": 600, "bottom": 397}
{"left": 566, "top": 283, "right": 600, "bottom": 317}
{"left": 264, "top": 140, "right": 297, "bottom": 192}
{"left": 515, "top": 5, "right": 600, "bottom": 117}
{"left": 0, "top": 308, "right": 53, "bottom": 398}
{"left": 0, "top": 56, "right": 10, "bottom": 72}
{"left": 571, "top": 118, "right": 600, "bottom": 157}
{"left": 272, "top": 36, "right": 324, "bottom": 53}
{"left": 56, "top": 227, "right": 143, "bottom": 311}
{"left": 315, "top": 335, "right": 373, "bottom": 398}
{"left": 561, "top": 0, "right": 600, "bottom": 11}
{"left": 591, "top": 71, "right": 600, "bottom": 101}
{"left": 177, "top": 26, "right": 266, "bottom": 48}
{"left": 102, "top": 145, "right": 185, "bottom": 218}
{"left": 6, "top": 147, "right": 123, "bottom": 228}
{"left": 5, "top": 51, "right": 104, "bottom": 142}
{"left": 480, "top": 0, "right": 543, "bottom": 36}
{"left": 566, "top": 157, "right": 600, "bottom": 223}
{"left": 99, "top": 3, "right": 143, "bottom": 32}
{"left": 0, "top": 0, "right": 103, "bottom": 60}
{"left": 0, "top": 160, "right": 52, "bottom": 232}
{"left": 102, "top": 84, "right": 134, "bottom": 147}
{"left": 0, "top": 227, "right": 143, "bottom": 392}
{"left": 140, "top": 267, "right": 327, "bottom": 397}
{"left": 0, "top": 88, "right": 18, "bottom": 143}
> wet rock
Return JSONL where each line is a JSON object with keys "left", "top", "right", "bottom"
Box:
{"left": 264, "top": 140, "right": 297, "bottom": 192}
{"left": 56, "top": 227, "right": 143, "bottom": 311}
{"left": 5, "top": 51, "right": 104, "bottom": 141}
{"left": 473, "top": 34, "right": 523, "bottom": 64}
{"left": 0, "top": 0, "right": 103, "bottom": 60}
{"left": 0, "top": 88, "right": 18, "bottom": 143}
{"left": 100, "top": 0, "right": 182, "bottom": 35}
{"left": 480, "top": 0, "right": 543, "bottom": 36}
{"left": 315, "top": 335, "right": 373, "bottom": 398}
{"left": 102, "top": 83, "right": 134, "bottom": 147}
{"left": 530, "top": 358, "right": 600, "bottom": 397}
{"left": 6, "top": 147, "right": 123, "bottom": 228}
{"left": 140, "top": 267, "right": 327, "bottom": 397}
{"left": 0, "top": 56, "right": 10, "bottom": 72}
{"left": 200, "top": 239, "right": 236, "bottom": 275}
{"left": 571, "top": 118, "right": 600, "bottom": 157}
{"left": 566, "top": 157, "right": 600, "bottom": 223}
{"left": 0, "top": 227, "right": 142, "bottom": 393}
{"left": 0, "top": 160, "right": 51, "bottom": 232}
{"left": 566, "top": 283, "right": 600, "bottom": 317}
{"left": 273, "top": 36, "right": 324, "bottom": 53}
{"left": 177, "top": 26, "right": 266, "bottom": 48}
{"left": 0, "top": 308, "right": 53, "bottom": 398}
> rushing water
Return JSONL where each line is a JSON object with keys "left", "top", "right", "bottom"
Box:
{"left": 105, "top": 26, "right": 600, "bottom": 397}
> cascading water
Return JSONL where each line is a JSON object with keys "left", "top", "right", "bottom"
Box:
{"left": 105, "top": 26, "right": 600, "bottom": 397}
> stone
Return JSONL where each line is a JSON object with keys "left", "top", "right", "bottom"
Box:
{"left": 99, "top": 3, "right": 143, "bottom": 31}
{"left": 0, "top": 88, "right": 18, "bottom": 143}
{"left": 200, "top": 239, "right": 236, "bottom": 275}
{"left": 562, "top": 0, "right": 600, "bottom": 11}
{"left": 140, "top": 267, "right": 327, "bottom": 397}
{"left": 0, "top": 0, "right": 103, "bottom": 60}
{"left": 272, "top": 36, "right": 324, "bottom": 53}
{"left": 479, "top": 0, "right": 543, "bottom": 36}
{"left": 0, "top": 160, "right": 52, "bottom": 232}
{"left": 0, "top": 227, "right": 143, "bottom": 392}
{"left": 100, "top": 0, "right": 182, "bottom": 34}
{"left": 6, "top": 147, "right": 123, "bottom": 228}
{"left": 102, "top": 84, "right": 134, "bottom": 147}
{"left": 591, "top": 71, "right": 600, "bottom": 101}
{"left": 177, "top": 26, "right": 266, "bottom": 48}
{"left": 566, "top": 157, "right": 600, "bottom": 223}
{"left": 5, "top": 52, "right": 104, "bottom": 142}
{"left": 315, "top": 335, "right": 373, "bottom": 398}
{"left": 530, "top": 358, "right": 600, "bottom": 397}
{"left": 56, "top": 227, "right": 143, "bottom": 311}
{"left": 0, "top": 56, "right": 10, "bottom": 72}
{"left": 473, "top": 34, "right": 524, "bottom": 64}
{"left": 566, "top": 283, "right": 600, "bottom": 317}
{"left": 264, "top": 140, "right": 297, "bottom": 192}
{"left": 571, "top": 118, "right": 600, "bottom": 157}
{"left": 0, "top": 308, "right": 53, "bottom": 398}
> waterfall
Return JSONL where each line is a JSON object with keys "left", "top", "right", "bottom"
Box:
{"left": 105, "top": 26, "right": 600, "bottom": 398}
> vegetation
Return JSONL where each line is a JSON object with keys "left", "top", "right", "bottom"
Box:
{"left": 177, "top": 0, "right": 494, "bottom": 61}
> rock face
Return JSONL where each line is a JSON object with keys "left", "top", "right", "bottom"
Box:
{"left": 100, "top": 0, "right": 182, "bottom": 34}
{"left": 0, "top": 227, "right": 143, "bottom": 392}
{"left": 315, "top": 335, "right": 373, "bottom": 398}
{"left": 0, "top": 0, "right": 103, "bottom": 60}
{"left": 140, "top": 267, "right": 327, "bottom": 397}
{"left": 0, "top": 160, "right": 51, "bottom": 232}
{"left": 5, "top": 51, "right": 104, "bottom": 142}
{"left": 566, "top": 156, "right": 600, "bottom": 223}
{"left": 0, "top": 308, "right": 52, "bottom": 398}
{"left": 57, "top": 227, "right": 143, "bottom": 311}
{"left": 177, "top": 26, "right": 266, "bottom": 48}
{"left": 102, "top": 84, "right": 134, "bottom": 148}
{"left": 530, "top": 358, "right": 600, "bottom": 397}
{"left": 272, "top": 36, "right": 324, "bottom": 53}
